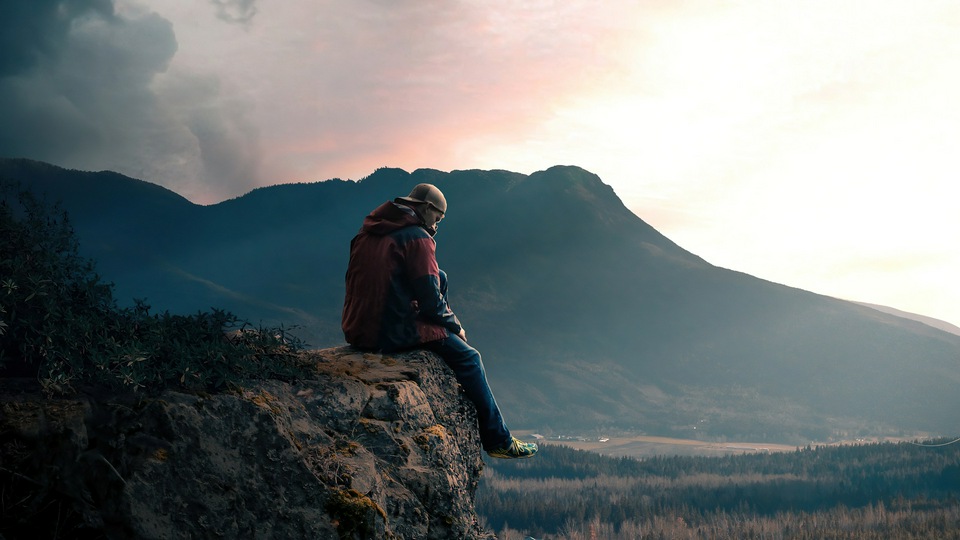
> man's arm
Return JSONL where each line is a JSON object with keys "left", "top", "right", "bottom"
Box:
{"left": 405, "top": 236, "right": 463, "bottom": 336}
{"left": 410, "top": 273, "right": 463, "bottom": 335}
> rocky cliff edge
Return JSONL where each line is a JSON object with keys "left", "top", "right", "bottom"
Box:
{"left": 0, "top": 347, "right": 492, "bottom": 539}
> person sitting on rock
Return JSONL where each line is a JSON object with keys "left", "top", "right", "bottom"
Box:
{"left": 342, "top": 183, "right": 538, "bottom": 459}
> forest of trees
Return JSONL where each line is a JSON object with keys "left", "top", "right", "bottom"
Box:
{"left": 477, "top": 439, "right": 960, "bottom": 539}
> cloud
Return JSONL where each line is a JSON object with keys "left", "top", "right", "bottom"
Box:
{"left": 210, "top": 0, "right": 257, "bottom": 25}
{"left": 153, "top": 70, "right": 260, "bottom": 199}
{"left": 0, "top": 2, "right": 175, "bottom": 169}
{"left": 0, "top": 0, "right": 114, "bottom": 77}
{"left": 0, "top": 0, "right": 261, "bottom": 202}
{"left": 0, "top": 1, "right": 647, "bottom": 200}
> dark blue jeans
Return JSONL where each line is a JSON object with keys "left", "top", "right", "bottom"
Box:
{"left": 424, "top": 334, "right": 511, "bottom": 451}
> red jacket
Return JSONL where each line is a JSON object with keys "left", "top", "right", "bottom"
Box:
{"left": 341, "top": 201, "right": 462, "bottom": 351}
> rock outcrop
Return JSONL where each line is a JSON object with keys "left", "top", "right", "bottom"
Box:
{"left": 0, "top": 347, "right": 492, "bottom": 539}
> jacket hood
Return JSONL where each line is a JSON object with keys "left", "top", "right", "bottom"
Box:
{"left": 361, "top": 201, "right": 422, "bottom": 236}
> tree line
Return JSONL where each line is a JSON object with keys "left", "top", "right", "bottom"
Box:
{"left": 478, "top": 439, "right": 960, "bottom": 539}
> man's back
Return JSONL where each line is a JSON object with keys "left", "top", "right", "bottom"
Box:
{"left": 342, "top": 201, "right": 454, "bottom": 352}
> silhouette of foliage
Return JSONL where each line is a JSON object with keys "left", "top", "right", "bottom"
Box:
{"left": 0, "top": 182, "right": 305, "bottom": 393}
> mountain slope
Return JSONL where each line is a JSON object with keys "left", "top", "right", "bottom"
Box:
{"left": 855, "top": 301, "right": 960, "bottom": 337}
{"left": 4, "top": 158, "right": 959, "bottom": 442}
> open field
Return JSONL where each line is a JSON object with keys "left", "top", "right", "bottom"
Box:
{"left": 537, "top": 434, "right": 796, "bottom": 458}
{"left": 512, "top": 430, "right": 914, "bottom": 458}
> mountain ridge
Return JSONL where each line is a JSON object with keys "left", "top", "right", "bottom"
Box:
{"left": 4, "top": 158, "right": 959, "bottom": 443}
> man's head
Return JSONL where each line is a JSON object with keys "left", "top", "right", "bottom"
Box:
{"left": 397, "top": 183, "right": 446, "bottom": 232}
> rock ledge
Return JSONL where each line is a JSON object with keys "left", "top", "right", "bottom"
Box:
{"left": 0, "top": 347, "right": 491, "bottom": 539}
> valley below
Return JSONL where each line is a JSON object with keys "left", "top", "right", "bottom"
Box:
{"left": 514, "top": 429, "right": 924, "bottom": 458}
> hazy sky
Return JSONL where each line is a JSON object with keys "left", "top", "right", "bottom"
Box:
{"left": 2, "top": 1, "right": 958, "bottom": 327}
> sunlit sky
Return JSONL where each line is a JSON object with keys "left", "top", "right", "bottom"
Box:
{"left": 2, "top": 1, "right": 958, "bottom": 328}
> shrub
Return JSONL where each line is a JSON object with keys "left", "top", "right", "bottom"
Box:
{"left": 0, "top": 182, "right": 305, "bottom": 394}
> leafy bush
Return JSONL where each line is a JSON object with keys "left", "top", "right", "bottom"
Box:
{"left": 0, "top": 182, "right": 305, "bottom": 394}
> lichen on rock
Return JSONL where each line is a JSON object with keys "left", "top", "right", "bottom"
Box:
{"left": 0, "top": 347, "right": 493, "bottom": 539}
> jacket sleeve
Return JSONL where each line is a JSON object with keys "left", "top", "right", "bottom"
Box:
{"left": 405, "top": 236, "right": 462, "bottom": 335}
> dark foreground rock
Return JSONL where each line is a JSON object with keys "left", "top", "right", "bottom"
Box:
{"left": 0, "top": 347, "right": 492, "bottom": 539}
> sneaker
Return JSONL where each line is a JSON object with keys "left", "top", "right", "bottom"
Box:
{"left": 487, "top": 436, "right": 538, "bottom": 459}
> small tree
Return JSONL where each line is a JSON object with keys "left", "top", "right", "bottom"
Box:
{"left": 0, "top": 184, "right": 115, "bottom": 382}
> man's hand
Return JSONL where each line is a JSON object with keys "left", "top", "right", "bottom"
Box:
{"left": 457, "top": 328, "right": 467, "bottom": 342}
